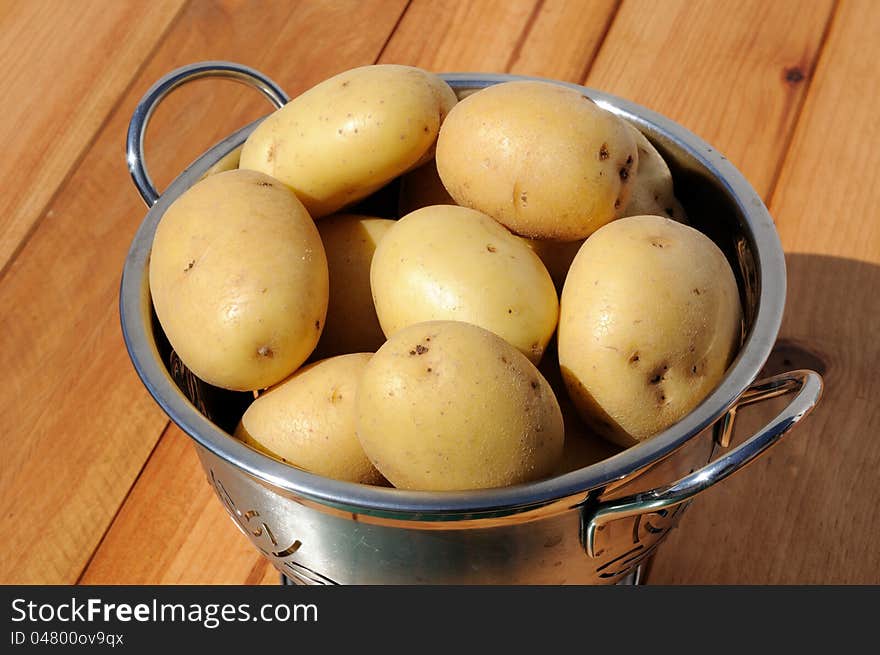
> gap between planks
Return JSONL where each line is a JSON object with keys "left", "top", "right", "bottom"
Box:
{"left": 0, "top": 0, "right": 192, "bottom": 285}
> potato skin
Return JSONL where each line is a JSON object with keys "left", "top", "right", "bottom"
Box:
{"left": 436, "top": 81, "right": 638, "bottom": 240}
{"left": 355, "top": 321, "right": 564, "bottom": 490}
{"left": 538, "top": 342, "right": 623, "bottom": 475}
{"left": 149, "top": 169, "right": 329, "bottom": 391}
{"left": 236, "top": 353, "right": 383, "bottom": 484}
{"left": 525, "top": 238, "right": 585, "bottom": 292}
{"left": 313, "top": 214, "right": 395, "bottom": 358}
{"left": 200, "top": 144, "right": 242, "bottom": 179}
{"left": 397, "top": 159, "right": 456, "bottom": 216}
{"left": 370, "top": 205, "right": 559, "bottom": 363}
{"left": 239, "top": 65, "right": 457, "bottom": 218}
{"left": 558, "top": 215, "right": 742, "bottom": 445}
{"left": 621, "top": 123, "right": 687, "bottom": 223}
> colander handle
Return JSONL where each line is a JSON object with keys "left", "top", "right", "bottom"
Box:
{"left": 126, "top": 61, "right": 289, "bottom": 207}
{"left": 581, "top": 369, "right": 823, "bottom": 558}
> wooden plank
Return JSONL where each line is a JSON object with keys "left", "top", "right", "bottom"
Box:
{"left": 649, "top": 0, "right": 880, "bottom": 584}
{"left": 379, "top": 0, "right": 539, "bottom": 72}
{"left": 0, "top": 0, "right": 186, "bottom": 275}
{"left": 80, "top": 0, "right": 623, "bottom": 585}
{"left": 507, "top": 0, "right": 620, "bottom": 80}
{"left": 0, "top": 0, "right": 408, "bottom": 585}
{"left": 585, "top": 0, "right": 835, "bottom": 198}
{"left": 380, "top": 0, "right": 617, "bottom": 80}
{"left": 80, "top": 425, "right": 277, "bottom": 585}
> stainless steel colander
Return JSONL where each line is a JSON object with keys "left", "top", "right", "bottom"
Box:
{"left": 120, "top": 61, "right": 822, "bottom": 584}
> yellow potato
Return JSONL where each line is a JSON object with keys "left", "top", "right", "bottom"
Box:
{"left": 397, "top": 159, "right": 455, "bottom": 216}
{"left": 621, "top": 123, "right": 687, "bottom": 223}
{"left": 553, "top": 425, "right": 623, "bottom": 476}
{"left": 526, "top": 238, "right": 585, "bottom": 292}
{"left": 313, "top": 214, "right": 395, "bottom": 358}
{"left": 239, "top": 65, "right": 457, "bottom": 218}
{"left": 538, "top": 348, "right": 623, "bottom": 475}
{"left": 558, "top": 215, "right": 742, "bottom": 446}
{"left": 149, "top": 169, "right": 329, "bottom": 391}
{"left": 436, "top": 80, "right": 638, "bottom": 240}
{"left": 370, "top": 205, "right": 559, "bottom": 363}
{"left": 355, "top": 320, "right": 564, "bottom": 490}
{"left": 200, "top": 144, "right": 242, "bottom": 179}
{"left": 236, "top": 353, "right": 383, "bottom": 484}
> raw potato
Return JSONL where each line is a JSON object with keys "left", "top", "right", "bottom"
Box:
{"left": 538, "top": 343, "right": 623, "bottom": 475}
{"left": 239, "top": 64, "right": 457, "bottom": 218}
{"left": 313, "top": 214, "right": 395, "bottom": 358}
{"left": 553, "top": 422, "right": 623, "bottom": 475}
{"left": 558, "top": 215, "right": 742, "bottom": 446}
{"left": 397, "top": 159, "right": 455, "bottom": 216}
{"left": 200, "top": 144, "right": 242, "bottom": 179}
{"left": 149, "top": 169, "right": 329, "bottom": 391}
{"left": 436, "top": 80, "right": 638, "bottom": 240}
{"left": 526, "top": 238, "right": 585, "bottom": 292}
{"left": 370, "top": 205, "right": 559, "bottom": 363}
{"left": 621, "top": 123, "right": 687, "bottom": 222}
{"left": 235, "top": 353, "right": 383, "bottom": 484}
{"left": 355, "top": 321, "right": 564, "bottom": 490}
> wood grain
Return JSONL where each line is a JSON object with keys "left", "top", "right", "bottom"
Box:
{"left": 507, "top": 0, "right": 619, "bottom": 80}
{"left": 586, "top": 0, "right": 835, "bottom": 197}
{"left": 79, "top": 0, "right": 623, "bottom": 585}
{"left": 0, "top": 0, "right": 186, "bottom": 275}
{"left": 80, "top": 425, "right": 278, "bottom": 585}
{"left": 0, "top": 0, "right": 408, "bottom": 585}
{"left": 380, "top": 0, "right": 540, "bottom": 72}
{"left": 380, "top": 0, "right": 619, "bottom": 79}
{"left": 649, "top": 0, "right": 880, "bottom": 584}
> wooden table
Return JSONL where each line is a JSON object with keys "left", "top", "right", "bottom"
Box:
{"left": 1, "top": 0, "right": 877, "bottom": 585}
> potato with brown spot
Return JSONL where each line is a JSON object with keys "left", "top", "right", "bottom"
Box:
{"left": 313, "top": 214, "right": 395, "bottom": 358}
{"left": 355, "top": 321, "right": 564, "bottom": 490}
{"left": 620, "top": 123, "right": 687, "bottom": 223}
{"left": 436, "top": 81, "right": 638, "bottom": 240}
{"left": 149, "top": 169, "right": 329, "bottom": 391}
{"left": 236, "top": 353, "right": 383, "bottom": 484}
{"left": 558, "top": 215, "right": 742, "bottom": 446}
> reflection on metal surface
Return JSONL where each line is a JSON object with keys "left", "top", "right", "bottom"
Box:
{"left": 169, "top": 350, "right": 211, "bottom": 420}
{"left": 590, "top": 503, "right": 688, "bottom": 579}
{"left": 282, "top": 561, "right": 339, "bottom": 586}
{"left": 583, "top": 370, "right": 823, "bottom": 557}
{"left": 211, "top": 469, "right": 302, "bottom": 561}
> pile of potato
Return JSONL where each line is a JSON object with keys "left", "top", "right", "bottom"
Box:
{"left": 149, "top": 65, "right": 742, "bottom": 491}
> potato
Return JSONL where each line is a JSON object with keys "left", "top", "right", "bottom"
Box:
{"left": 553, "top": 425, "right": 623, "bottom": 475}
{"left": 526, "top": 238, "right": 585, "bottom": 292}
{"left": 538, "top": 341, "right": 623, "bottom": 475}
{"left": 558, "top": 215, "right": 742, "bottom": 446}
{"left": 200, "top": 144, "right": 242, "bottom": 179}
{"left": 239, "top": 65, "right": 457, "bottom": 218}
{"left": 436, "top": 80, "right": 638, "bottom": 240}
{"left": 355, "top": 320, "right": 564, "bottom": 490}
{"left": 149, "top": 169, "right": 329, "bottom": 391}
{"left": 313, "top": 214, "right": 395, "bottom": 358}
{"left": 370, "top": 205, "right": 559, "bottom": 363}
{"left": 235, "top": 353, "right": 383, "bottom": 484}
{"left": 397, "top": 159, "right": 455, "bottom": 216}
{"left": 621, "top": 123, "right": 687, "bottom": 222}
